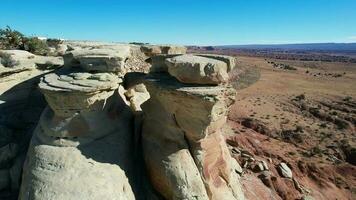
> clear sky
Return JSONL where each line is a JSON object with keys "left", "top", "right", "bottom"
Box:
{"left": 1, "top": 0, "right": 356, "bottom": 45}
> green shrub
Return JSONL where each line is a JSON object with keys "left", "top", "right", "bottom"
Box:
{"left": 0, "top": 26, "right": 24, "bottom": 49}
{"left": 0, "top": 26, "right": 50, "bottom": 55}
{"left": 23, "top": 37, "right": 49, "bottom": 56}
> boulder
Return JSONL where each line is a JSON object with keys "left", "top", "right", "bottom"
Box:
{"left": 150, "top": 54, "right": 182, "bottom": 72}
{"left": 166, "top": 54, "right": 229, "bottom": 85}
{"left": 63, "top": 42, "right": 153, "bottom": 75}
{"left": 262, "top": 160, "right": 269, "bottom": 170}
{"left": 64, "top": 46, "right": 131, "bottom": 74}
{"left": 39, "top": 69, "right": 120, "bottom": 119}
{"left": 124, "top": 83, "right": 150, "bottom": 112}
{"left": 277, "top": 162, "right": 293, "bottom": 178}
{"left": 140, "top": 45, "right": 186, "bottom": 57}
{"left": 232, "top": 158, "right": 243, "bottom": 174}
{"left": 254, "top": 162, "right": 265, "bottom": 172}
{"left": 196, "top": 54, "right": 237, "bottom": 72}
{"left": 140, "top": 45, "right": 162, "bottom": 57}
{"left": 160, "top": 45, "right": 187, "bottom": 55}
{"left": 141, "top": 73, "right": 244, "bottom": 200}
{"left": 0, "top": 50, "right": 36, "bottom": 68}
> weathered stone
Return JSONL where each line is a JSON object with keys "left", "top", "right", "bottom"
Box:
{"left": 258, "top": 171, "right": 274, "bottom": 189}
{"left": 39, "top": 69, "right": 119, "bottom": 118}
{"left": 19, "top": 133, "right": 135, "bottom": 200}
{"left": 63, "top": 45, "right": 131, "bottom": 74}
{"left": 160, "top": 45, "right": 187, "bottom": 55}
{"left": 166, "top": 54, "right": 229, "bottom": 85}
{"left": 150, "top": 54, "right": 182, "bottom": 72}
{"left": 142, "top": 73, "right": 244, "bottom": 200}
{"left": 0, "top": 50, "right": 63, "bottom": 69}
{"left": 19, "top": 67, "right": 136, "bottom": 199}
{"left": 261, "top": 160, "right": 269, "bottom": 170}
{"left": 232, "top": 158, "right": 243, "bottom": 174}
{"left": 231, "top": 147, "right": 241, "bottom": 155}
{"left": 254, "top": 162, "right": 265, "bottom": 172}
{"left": 140, "top": 45, "right": 162, "bottom": 57}
{"left": 125, "top": 83, "right": 150, "bottom": 112}
{"left": 140, "top": 45, "right": 186, "bottom": 57}
{"left": 278, "top": 162, "right": 293, "bottom": 178}
{"left": 196, "top": 54, "right": 237, "bottom": 72}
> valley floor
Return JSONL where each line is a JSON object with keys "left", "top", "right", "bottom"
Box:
{"left": 227, "top": 56, "right": 356, "bottom": 199}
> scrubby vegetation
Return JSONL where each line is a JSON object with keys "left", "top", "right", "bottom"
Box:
{"left": 22, "top": 37, "right": 49, "bottom": 55}
{"left": 0, "top": 26, "right": 51, "bottom": 56}
{"left": 0, "top": 51, "right": 18, "bottom": 67}
{"left": 0, "top": 26, "right": 24, "bottom": 50}
{"left": 267, "top": 61, "right": 297, "bottom": 70}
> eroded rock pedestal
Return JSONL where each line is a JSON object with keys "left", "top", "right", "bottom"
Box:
{"left": 19, "top": 69, "right": 136, "bottom": 200}
{"left": 141, "top": 72, "right": 244, "bottom": 198}
{"left": 16, "top": 42, "right": 245, "bottom": 199}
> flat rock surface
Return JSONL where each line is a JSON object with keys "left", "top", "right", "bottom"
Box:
{"left": 39, "top": 69, "right": 120, "bottom": 93}
{"left": 145, "top": 73, "right": 227, "bottom": 97}
{"left": 166, "top": 54, "right": 229, "bottom": 85}
{"left": 196, "top": 53, "right": 236, "bottom": 72}
{"left": 19, "top": 128, "right": 135, "bottom": 200}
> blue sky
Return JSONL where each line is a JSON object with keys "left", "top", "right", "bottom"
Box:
{"left": 1, "top": 0, "right": 356, "bottom": 45}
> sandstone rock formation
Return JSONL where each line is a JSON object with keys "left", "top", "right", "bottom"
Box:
{"left": 165, "top": 54, "right": 229, "bottom": 85}
{"left": 19, "top": 68, "right": 136, "bottom": 200}
{"left": 64, "top": 46, "right": 130, "bottom": 72}
{"left": 140, "top": 45, "right": 187, "bottom": 57}
{"left": 0, "top": 50, "right": 64, "bottom": 199}
{"left": 195, "top": 54, "right": 237, "bottom": 72}
{"left": 0, "top": 42, "right": 248, "bottom": 200}
{"left": 63, "top": 43, "right": 152, "bottom": 76}
{"left": 141, "top": 72, "right": 244, "bottom": 199}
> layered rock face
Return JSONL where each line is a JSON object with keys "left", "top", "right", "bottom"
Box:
{"left": 17, "top": 42, "right": 148, "bottom": 199}
{"left": 141, "top": 54, "right": 244, "bottom": 199}
{"left": 19, "top": 68, "right": 136, "bottom": 200}
{"left": 64, "top": 42, "right": 151, "bottom": 75}
{"left": 0, "top": 50, "right": 64, "bottom": 199}
{"left": 12, "top": 42, "right": 244, "bottom": 199}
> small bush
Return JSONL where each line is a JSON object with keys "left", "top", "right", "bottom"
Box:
{"left": 23, "top": 37, "right": 49, "bottom": 55}
{"left": 0, "top": 52, "right": 18, "bottom": 67}
{"left": 46, "top": 38, "right": 63, "bottom": 48}
{"left": 295, "top": 94, "right": 305, "bottom": 101}
{"left": 310, "top": 146, "right": 323, "bottom": 156}
{"left": 334, "top": 118, "right": 349, "bottom": 130}
{"left": 0, "top": 26, "right": 50, "bottom": 56}
{"left": 0, "top": 26, "right": 24, "bottom": 49}
{"left": 343, "top": 96, "right": 352, "bottom": 102}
